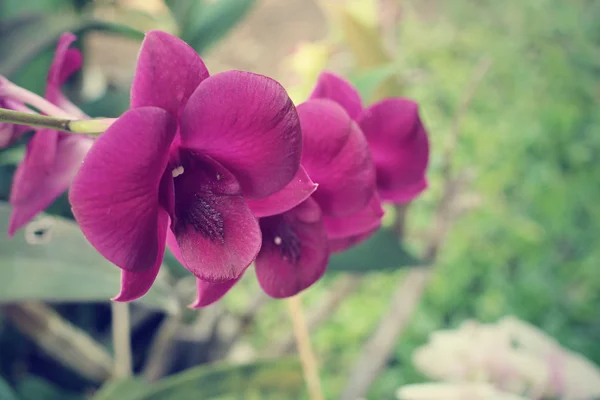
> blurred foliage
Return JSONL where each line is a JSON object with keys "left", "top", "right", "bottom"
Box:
{"left": 165, "top": 0, "right": 255, "bottom": 54}
{"left": 364, "top": 0, "right": 600, "bottom": 397}
{"left": 269, "top": 0, "right": 600, "bottom": 398}
{"left": 92, "top": 358, "right": 303, "bottom": 400}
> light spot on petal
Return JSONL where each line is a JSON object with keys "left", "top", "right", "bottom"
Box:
{"left": 274, "top": 236, "right": 282, "bottom": 245}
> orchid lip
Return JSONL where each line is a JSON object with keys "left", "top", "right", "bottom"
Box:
{"left": 171, "top": 152, "right": 236, "bottom": 246}
{"left": 261, "top": 216, "right": 302, "bottom": 264}
{"left": 177, "top": 192, "right": 226, "bottom": 243}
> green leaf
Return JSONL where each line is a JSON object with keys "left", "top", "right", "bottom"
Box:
{"left": 183, "top": 0, "right": 255, "bottom": 54}
{"left": 0, "top": 203, "right": 178, "bottom": 314}
{"left": 0, "top": 13, "right": 144, "bottom": 79}
{"left": 333, "top": 8, "right": 404, "bottom": 99}
{"left": 0, "top": 377, "right": 18, "bottom": 400}
{"left": 327, "top": 228, "right": 420, "bottom": 273}
{"left": 0, "top": 146, "right": 25, "bottom": 167}
{"left": 162, "top": 248, "right": 191, "bottom": 279}
{"left": 16, "top": 376, "right": 84, "bottom": 400}
{"left": 164, "top": 0, "right": 206, "bottom": 36}
{"left": 92, "top": 378, "right": 148, "bottom": 400}
{"left": 79, "top": 88, "right": 131, "bottom": 119}
{"left": 132, "top": 358, "right": 304, "bottom": 399}
{"left": 350, "top": 64, "right": 400, "bottom": 103}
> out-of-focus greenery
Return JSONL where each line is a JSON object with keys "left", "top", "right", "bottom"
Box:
{"left": 277, "top": 0, "right": 600, "bottom": 398}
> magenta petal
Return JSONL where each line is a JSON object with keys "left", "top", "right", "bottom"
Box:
{"left": 381, "top": 178, "right": 428, "bottom": 203}
{"left": 309, "top": 72, "right": 364, "bottom": 120}
{"left": 113, "top": 209, "right": 169, "bottom": 301}
{"left": 46, "top": 33, "right": 86, "bottom": 118}
{"left": 171, "top": 152, "right": 261, "bottom": 282}
{"left": 358, "top": 98, "right": 430, "bottom": 204}
{"left": 297, "top": 99, "right": 376, "bottom": 218}
{"left": 329, "top": 227, "right": 377, "bottom": 253}
{"left": 246, "top": 165, "right": 317, "bottom": 218}
{"left": 190, "top": 277, "right": 241, "bottom": 308}
{"left": 48, "top": 33, "right": 82, "bottom": 88}
{"left": 180, "top": 71, "right": 302, "bottom": 198}
{"left": 9, "top": 133, "right": 92, "bottom": 235}
{"left": 255, "top": 198, "right": 329, "bottom": 298}
{"left": 70, "top": 107, "right": 177, "bottom": 272}
{"left": 131, "top": 30, "right": 209, "bottom": 117}
{"left": 0, "top": 124, "right": 14, "bottom": 148}
{"left": 322, "top": 192, "right": 384, "bottom": 239}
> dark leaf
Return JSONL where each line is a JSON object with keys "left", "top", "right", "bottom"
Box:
{"left": 183, "top": 0, "right": 255, "bottom": 54}
{"left": 327, "top": 228, "right": 420, "bottom": 273}
{"left": 0, "top": 13, "right": 143, "bottom": 78}
{"left": 164, "top": 0, "right": 206, "bottom": 37}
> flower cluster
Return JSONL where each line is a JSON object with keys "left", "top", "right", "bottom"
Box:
{"left": 0, "top": 30, "right": 429, "bottom": 306}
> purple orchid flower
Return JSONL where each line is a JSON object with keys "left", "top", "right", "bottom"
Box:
{"left": 0, "top": 33, "right": 93, "bottom": 235}
{"left": 309, "top": 71, "right": 430, "bottom": 204}
{"left": 190, "top": 99, "right": 383, "bottom": 306}
{"left": 69, "top": 30, "right": 312, "bottom": 302}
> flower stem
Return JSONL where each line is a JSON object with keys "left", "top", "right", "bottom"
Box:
{"left": 0, "top": 108, "right": 109, "bottom": 135}
{"left": 111, "top": 301, "right": 132, "bottom": 378}
{"left": 286, "top": 295, "right": 325, "bottom": 400}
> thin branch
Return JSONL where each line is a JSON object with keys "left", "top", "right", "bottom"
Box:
{"left": 2, "top": 302, "right": 114, "bottom": 383}
{"left": 111, "top": 301, "right": 132, "bottom": 378}
{"left": 0, "top": 107, "right": 72, "bottom": 132}
{"left": 142, "top": 315, "right": 182, "bottom": 381}
{"left": 339, "top": 56, "right": 493, "bottom": 400}
{"left": 0, "top": 108, "right": 111, "bottom": 134}
{"left": 286, "top": 295, "right": 325, "bottom": 400}
{"left": 269, "top": 275, "right": 362, "bottom": 356}
{"left": 339, "top": 269, "right": 431, "bottom": 400}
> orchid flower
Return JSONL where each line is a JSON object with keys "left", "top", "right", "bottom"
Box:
{"left": 0, "top": 33, "right": 93, "bottom": 235}
{"left": 192, "top": 99, "right": 383, "bottom": 306}
{"left": 69, "top": 31, "right": 310, "bottom": 302}
{"left": 309, "top": 71, "right": 430, "bottom": 204}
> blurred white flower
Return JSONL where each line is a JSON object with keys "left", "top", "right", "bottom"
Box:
{"left": 408, "top": 316, "right": 600, "bottom": 400}
{"left": 396, "top": 382, "right": 528, "bottom": 400}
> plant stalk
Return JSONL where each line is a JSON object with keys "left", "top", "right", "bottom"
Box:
{"left": 286, "top": 295, "right": 325, "bottom": 400}
{"left": 0, "top": 108, "right": 108, "bottom": 134}
{"left": 111, "top": 301, "right": 132, "bottom": 378}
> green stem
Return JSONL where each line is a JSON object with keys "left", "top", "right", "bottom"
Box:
{"left": 0, "top": 107, "right": 72, "bottom": 132}
{"left": 111, "top": 302, "right": 132, "bottom": 378}
{"left": 0, "top": 108, "right": 109, "bottom": 135}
